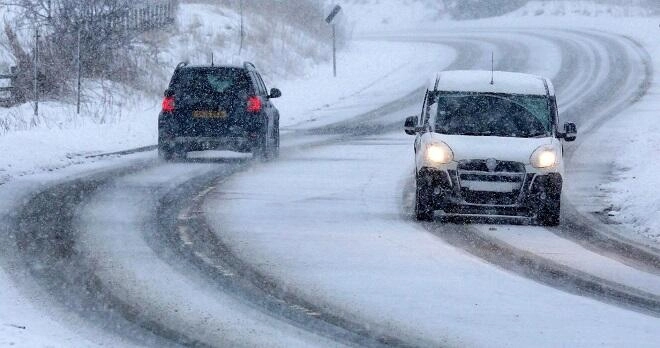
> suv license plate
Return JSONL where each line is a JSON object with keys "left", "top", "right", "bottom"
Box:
{"left": 193, "top": 110, "right": 227, "bottom": 119}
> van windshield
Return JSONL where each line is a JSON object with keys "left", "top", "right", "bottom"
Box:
{"left": 433, "top": 93, "right": 553, "bottom": 138}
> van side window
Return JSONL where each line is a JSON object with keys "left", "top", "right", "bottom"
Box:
{"left": 427, "top": 95, "right": 439, "bottom": 131}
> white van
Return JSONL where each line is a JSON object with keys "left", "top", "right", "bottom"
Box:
{"left": 405, "top": 70, "right": 577, "bottom": 225}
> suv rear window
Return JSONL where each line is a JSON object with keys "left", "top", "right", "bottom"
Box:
{"left": 171, "top": 68, "right": 252, "bottom": 97}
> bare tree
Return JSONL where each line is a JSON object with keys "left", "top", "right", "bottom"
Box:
{"left": 2, "top": 0, "right": 177, "bottom": 98}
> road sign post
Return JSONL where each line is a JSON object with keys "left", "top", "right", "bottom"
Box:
{"left": 332, "top": 24, "right": 337, "bottom": 77}
{"left": 239, "top": 0, "right": 244, "bottom": 56}
{"left": 325, "top": 5, "right": 342, "bottom": 77}
{"left": 77, "top": 26, "right": 82, "bottom": 114}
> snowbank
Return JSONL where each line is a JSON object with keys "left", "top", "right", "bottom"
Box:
{"left": 338, "top": 0, "right": 445, "bottom": 34}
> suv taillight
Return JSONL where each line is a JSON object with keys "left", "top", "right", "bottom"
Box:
{"left": 247, "top": 96, "right": 262, "bottom": 113}
{"left": 162, "top": 96, "right": 175, "bottom": 113}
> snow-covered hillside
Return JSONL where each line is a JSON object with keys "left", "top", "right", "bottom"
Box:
{"left": 0, "top": 1, "right": 328, "bottom": 178}
{"left": 0, "top": 1, "right": 334, "bottom": 127}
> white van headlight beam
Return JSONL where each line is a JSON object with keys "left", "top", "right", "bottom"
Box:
{"left": 426, "top": 142, "right": 454, "bottom": 164}
{"left": 531, "top": 146, "right": 558, "bottom": 168}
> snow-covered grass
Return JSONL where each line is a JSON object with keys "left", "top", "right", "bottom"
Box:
{"left": 153, "top": 2, "right": 331, "bottom": 86}
{"left": 509, "top": 1, "right": 654, "bottom": 17}
{"left": 598, "top": 97, "right": 660, "bottom": 242}
{"left": 338, "top": 0, "right": 447, "bottom": 34}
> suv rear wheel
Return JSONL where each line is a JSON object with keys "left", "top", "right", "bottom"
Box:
{"left": 253, "top": 130, "right": 270, "bottom": 161}
{"left": 271, "top": 121, "right": 280, "bottom": 159}
{"left": 158, "top": 140, "right": 174, "bottom": 161}
{"left": 158, "top": 148, "right": 173, "bottom": 161}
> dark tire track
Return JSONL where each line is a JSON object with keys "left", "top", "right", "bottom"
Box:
{"left": 154, "top": 171, "right": 421, "bottom": 347}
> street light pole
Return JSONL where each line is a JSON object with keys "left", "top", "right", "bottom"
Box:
{"left": 33, "top": 27, "right": 39, "bottom": 118}
{"left": 239, "top": 0, "right": 244, "bottom": 56}
{"left": 77, "top": 26, "right": 82, "bottom": 114}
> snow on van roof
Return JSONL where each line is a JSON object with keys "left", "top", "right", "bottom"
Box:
{"left": 431, "top": 70, "right": 554, "bottom": 96}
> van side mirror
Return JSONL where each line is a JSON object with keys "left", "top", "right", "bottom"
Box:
{"left": 269, "top": 88, "right": 282, "bottom": 99}
{"left": 164, "top": 88, "right": 175, "bottom": 97}
{"left": 404, "top": 116, "right": 418, "bottom": 135}
{"left": 562, "top": 122, "right": 577, "bottom": 142}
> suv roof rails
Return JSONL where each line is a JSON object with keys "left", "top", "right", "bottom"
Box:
{"left": 243, "top": 61, "right": 256, "bottom": 71}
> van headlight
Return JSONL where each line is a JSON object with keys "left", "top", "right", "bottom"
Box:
{"left": 531, "top": 146, "right": 558, "bottom": 168}
{"left": 426, "top": 142, "right": 454, "bottom": 164}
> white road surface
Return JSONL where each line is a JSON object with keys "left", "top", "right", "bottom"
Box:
{"left": 2, "top": 20, "right": 660, "bottom": 348}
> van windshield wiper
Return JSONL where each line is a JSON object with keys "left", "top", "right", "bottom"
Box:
{"left": 459, "top": 131, "right": 495, "bottom": 136}
{"left": 520, "top": 132, "right": 550, "bottom": 138}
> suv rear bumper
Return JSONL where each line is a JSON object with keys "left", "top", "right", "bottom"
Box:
{"left": 160, "top": 136, "right": 256, "bottom": 153}
{"left": 158, "top": 113, "right": 266, "bottom": 153}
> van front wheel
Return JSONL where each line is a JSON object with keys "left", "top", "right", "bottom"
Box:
{"left": 415, "top": 176, "right": 434, "bottom": 221}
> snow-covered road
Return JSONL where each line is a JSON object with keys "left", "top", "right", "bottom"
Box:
{"left": 2, "top": 26, "right": 659, "bottom": 347}
{"left": 201, "top": 29, "right": 660, "bottom": 347}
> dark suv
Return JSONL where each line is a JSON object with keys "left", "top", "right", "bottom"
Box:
{"left": 158, "top": 62, "right": 281, "bottom": 160}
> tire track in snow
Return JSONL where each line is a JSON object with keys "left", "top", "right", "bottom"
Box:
{"left": 5, "top": 161, "right": 191, "bottom": 347}
{"left": 3, "top": 39, "right": 488, "bottom": 347}
{"left": 125, "top": 36, "right": 527, "bottom": 346}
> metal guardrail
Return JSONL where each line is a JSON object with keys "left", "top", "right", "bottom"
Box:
{"left": 0, "top": 67, "right": 18, "bottom": 107}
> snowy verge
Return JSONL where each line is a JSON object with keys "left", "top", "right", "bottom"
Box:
{"left": 589, "top": 20, "right": 660, "bottom": 244}
{"left": 338, "top": 0, "right": 446, "bottom": 35}
{"left": 508, "top": 1, "right": 654, "bottom": 18}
